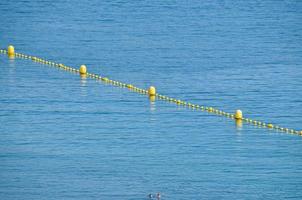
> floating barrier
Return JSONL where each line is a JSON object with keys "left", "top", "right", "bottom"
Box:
{"left": 79, "top": 64, "right": 87, "bottom": 75}
{"left": 1, "top": 45, "right": 301, "bottom": 136}
{"left": 148, "top": 86, "right": 156, "bottom": 97}
{"left": 7, "top": 45, "right": 14, "bottom": 58}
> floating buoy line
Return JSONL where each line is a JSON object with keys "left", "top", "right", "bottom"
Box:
{"left": 1, "top": 45, "right": 301, "bottom": 136}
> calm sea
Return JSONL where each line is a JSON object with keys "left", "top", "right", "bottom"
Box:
{"left": 1, "top": 1, "right": 302, "bottom": 199}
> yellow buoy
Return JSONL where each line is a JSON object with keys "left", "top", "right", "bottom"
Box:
{"left": 235, "top": 109, "right": 243, "bottom": 119}
{"left": 79, "top": 65, "right": 87, "bottom": 74}
{"left": 267, "top": 124, "right": 274, "bottom": 129}
{"left": 7, "top": 45, "right": 15, "bottom": 56}
{"left": 102, "top": 77, "right": 109, "bottom": 82}
{"left": 148, "top": 86, "right": 156, "bottom": 96}
{"left": 127, "top": 84, "right": 133, "bottom": 89}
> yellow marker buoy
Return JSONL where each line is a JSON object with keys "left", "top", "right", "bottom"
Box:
{"left": 79, "top": 65, "right": 87, "bottom": 74}
{"left": 267, "top": 124, "right": 274, "bottom": 129}
{"left": 102, "top": 77, "right": 109, "bottom": 82}
{"left": 127, "top": 84, "right": 133, "bottom": 89}
{"left": 148, "top": 86, "right": 156, "bottom": 96}
{"left": 8, "top": 45, "right": 15, "bottom": 56}
{"left": 235, "top": 109, "right": 243, "bottom": 120}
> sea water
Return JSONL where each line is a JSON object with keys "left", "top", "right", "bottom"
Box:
{"left": 0, "top": 1, "right": 302, "bottom": 199}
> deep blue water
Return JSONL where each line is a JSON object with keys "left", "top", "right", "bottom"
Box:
{"left": 1, "top": 1, "right": 302, "bottom": 199}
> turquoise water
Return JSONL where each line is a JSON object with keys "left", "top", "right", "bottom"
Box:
{"left": 1, "top": 1, "right": 302, "bottom": 199}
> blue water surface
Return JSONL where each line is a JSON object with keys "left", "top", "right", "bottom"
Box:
{"left": 1, "top": 1, "right": 302, "bottom": 199}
